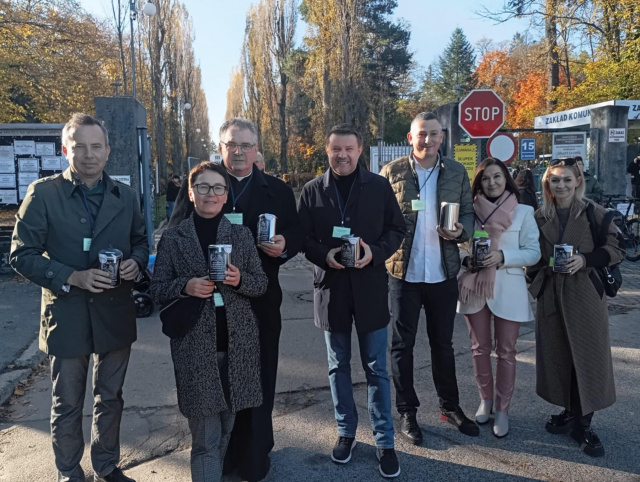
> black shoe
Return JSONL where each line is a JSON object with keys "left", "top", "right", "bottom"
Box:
{"left": 399, "top": 412, "right": 423, "bottom": 445}
{"left": 94, "top": 467, "right": 136, "bottom": 482}
{"left": 376, "top": 448, "right": 401, "bottom": 478}
{"left": 331, "top": 436, "right": 356, "bottom": 464}
{"left": 440, "top": 407, "right": 479, "bottom": 436}
{"left": 571, "top": 427, "right": 605, "bottom": 457}
{"left": 545, "top": 409, "right": 575, "bottom": 434}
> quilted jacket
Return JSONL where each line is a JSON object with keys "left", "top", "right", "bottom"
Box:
{"left": 380, "top": 154, "right": 474, "bottom": 280}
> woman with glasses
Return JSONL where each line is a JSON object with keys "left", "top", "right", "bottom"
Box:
{"left": 457, "top": 158, "right": 540, "bottom": 438}
{"left": 150, "top": 161, "right": 267, "bottom": 481}
{"left": 528, "top": 158, "right": 624, "bottom": 457}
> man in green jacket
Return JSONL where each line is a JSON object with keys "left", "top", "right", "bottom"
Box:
{"left": 380, "top": 112, "right": 477, "bottom": 446}
{"left": 10, "top": 113, "right": 148, "bottom": 482}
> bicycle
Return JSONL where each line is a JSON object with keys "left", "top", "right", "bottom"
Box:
{"left": 599, "top": 194, "right": 640, "bottom": 262}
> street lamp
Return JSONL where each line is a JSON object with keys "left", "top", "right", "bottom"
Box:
{"left": 130, "top": 1, "right": 156, "bottom": 99}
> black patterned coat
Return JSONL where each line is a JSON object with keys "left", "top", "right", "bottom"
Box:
{"left": 528, "top": 203, "right": 625, "bottom": 415}
{"left": 150, "top": 215, "right": 267, "bottom": 418}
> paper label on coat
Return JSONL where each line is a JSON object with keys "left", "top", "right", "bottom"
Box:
{"left": 411, "top": 199, "right": 427, "bottom": 211}
{"left": 224, "top": 213, "right": 243, "bottom": 225}
{"left": 213, "top": 292, "right": 224, "bottom": 307}
{"left": 549, "top": 257, "right": 554, "bottom": 267}
{"left": 83, "top": 238, "right": 92, "bottom": 252}
{"left": 332, "top": 226, "right": 351, "bottom": 238}
{"left": 473, "top": 230, "right": 489, "bottom": 238}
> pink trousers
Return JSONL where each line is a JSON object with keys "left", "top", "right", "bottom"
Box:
{"left": 464, "top": 305, "right": 520, "bottom": 413}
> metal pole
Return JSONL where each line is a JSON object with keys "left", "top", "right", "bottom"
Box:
{"left": 130, "top": 0, "right": 137, "bottom": 99}
{"left": 376, "top": 136, "right": 383, "bottom": 173}
{"left": 138, "top": 126, "right": 154, "bottom": 251}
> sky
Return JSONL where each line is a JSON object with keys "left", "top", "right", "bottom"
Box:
{"left": 79, "top": 0, "right": 531, "bottom": 143}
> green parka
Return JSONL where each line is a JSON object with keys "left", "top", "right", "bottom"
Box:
{"left": 380, "top": 154, "right": 474, "bottom": 280}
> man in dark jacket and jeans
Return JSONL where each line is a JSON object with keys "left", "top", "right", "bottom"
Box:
{"left": 298, "top": 124, "right": 406, "bottom": 478}
{"left": 380, "top": 112, "right": 477, "bottom": 445}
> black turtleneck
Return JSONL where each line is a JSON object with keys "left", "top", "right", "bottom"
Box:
{"left": 332, "top": 165, "right": 359, "bottom": 205}
{"left": 193, "top": 211, "right": 228, "bottom": 352}
{"left": 486, "top": 195, "right": 501, "bottom": 204}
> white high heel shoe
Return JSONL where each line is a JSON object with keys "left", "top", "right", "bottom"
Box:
{"left": 475, "top": 400, "right": 493, "bottom": 424}
{"left": 493, "top": 411, "right": 509, "bottom": 438}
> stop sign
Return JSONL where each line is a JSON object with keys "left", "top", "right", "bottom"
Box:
{"left": 458, "top": 89, "right": 505, "bottom": 138}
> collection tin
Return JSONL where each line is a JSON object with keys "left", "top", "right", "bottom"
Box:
{"left": 553, "top": 244, "right": 574, "bottom": 273}
{"left": 257, "top": 213, "right": 277, "bottom": 244}
{"left": 472, "top": 237, "right": 491, "bottom": 267}
{"left": 208, "top": 244, "right": 232, "bottom": 281}
{"left": 98, "top": 248, "right": 123, "bottom": 287}
{"left": 340, "top": 235, "right": 361, "bottom": 268}
{"left": 439, "top": 202, "right": 460, "bottom": 231}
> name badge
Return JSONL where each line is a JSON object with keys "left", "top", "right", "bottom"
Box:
{"left": 213, "top": 292, "right": 224, "bottom": 307}
{"left": 332, "top": 226, "right": 351, "bottom": 238}
{"left": 224, "top": 213, "right": 243, "bottom": 225}
{"left": 473, "top": 230, "right": 489, "bottom": 238}
{"left": 83, "top": 238, "right": 92, "bottom": 252}
{"left": 411, "top": 199, "right": 426, "bottom": 211}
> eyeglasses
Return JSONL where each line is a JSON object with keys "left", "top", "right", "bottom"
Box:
{"left": 549, "top": 158, "right": 577, "bottom": 167}
{"left": 193, "top": 183, "right": 228, "bottom": 196}
{"left": 220, "top": 141, "right": 256, "bottom": 152}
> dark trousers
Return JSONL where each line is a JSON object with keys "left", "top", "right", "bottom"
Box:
{"left": 389, "top": 276, "right": 460, "bottom": 413}
{"left": 50, "top": 346, "right": 131, "bottom": 482}
{"left": 569, "top": 367, "right": 594, "bottom": 429}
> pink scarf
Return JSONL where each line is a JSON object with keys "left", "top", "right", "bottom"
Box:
{"left": 458, "top": 192, "right": 518, "bottom": 304}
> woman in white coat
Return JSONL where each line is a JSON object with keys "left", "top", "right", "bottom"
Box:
{"left": 457, "top": 158, "right": 541, "bottom": 438}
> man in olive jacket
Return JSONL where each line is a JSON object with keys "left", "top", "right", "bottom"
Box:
{"left": 380, "top": 112, "right": 477, "bottom": 445}
{"left": 10, "top": 113, "right": 148, "bottom": 482}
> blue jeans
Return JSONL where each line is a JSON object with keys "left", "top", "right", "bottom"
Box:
{"left": 324, "top": 327, "right": 394, "bottom": 448}
{"left": 166, "top": 201, "right": 175, "bottom": 220}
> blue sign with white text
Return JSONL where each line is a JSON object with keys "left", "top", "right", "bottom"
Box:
{"left": 520, "top": 138, "right": 536, "bottom": 160}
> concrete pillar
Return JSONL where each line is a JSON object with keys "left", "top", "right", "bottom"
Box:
{"left": 590, "top": 105, "right": 629, "bottom": 196}
{"left": 436, "top": 102, "right": 463, "bottom": 158}
{"left": 94, "top": 96, "right": 148, "bottom": 195}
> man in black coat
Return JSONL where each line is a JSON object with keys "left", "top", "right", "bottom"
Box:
{"left": 169, "top": 118, "right": 302, "bottom": 481}
{"left": 297, "top": 124, "right": 406, "bottom": 478}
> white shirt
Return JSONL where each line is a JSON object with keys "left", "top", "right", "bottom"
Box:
{"left": 405, "top": 157, "right": 446, "bottom": 284}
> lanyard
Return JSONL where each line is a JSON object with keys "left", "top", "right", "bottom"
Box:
{"left": 228, "top": 172, "right": 253, "bottom": 212}
{"left": 80, "top": 189, "right": 96, "bottom": 233}
{"left": 475, "top": 193, "right": 512, "bottom": 229}
{"left": 334, "top": 174, "right": 358, "bottom": 226}
{"left": 411, "top": 161, "right": 437, "bottom": 199}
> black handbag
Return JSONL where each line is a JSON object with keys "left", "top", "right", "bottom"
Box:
{"left": 586, "top": 204, "right": 622, "bottom": 298}
{"left": 159, "top": 295, "right": 206, "bottom": 339}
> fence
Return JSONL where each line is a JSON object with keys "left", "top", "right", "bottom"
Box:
{"left": 370, "top": 143, "right": 412, "bottom": 173}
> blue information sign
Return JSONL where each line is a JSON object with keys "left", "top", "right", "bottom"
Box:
{"left": 520, "top": 138, "right": 536, "bottom": 160}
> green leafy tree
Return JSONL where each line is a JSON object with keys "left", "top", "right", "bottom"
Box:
{"left": 434, "top": 28, "right": 476, "bottom": 103}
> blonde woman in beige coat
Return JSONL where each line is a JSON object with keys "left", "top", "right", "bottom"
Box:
{"left": 528, "top": 158, "right": 624, "bottom": 458}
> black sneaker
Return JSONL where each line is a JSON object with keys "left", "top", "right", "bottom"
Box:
{"left": 331, "top": 436, "right": 356, "bottom": 464}
{"left": 95, "top": 467, "right": 136, "bottom": 482}
{"left": 399, "top": 412, "right": 423, "bottom": 445}
{"left": 571, "top": 427, "right": 605, "bottom": 457}
{"left": 440, "top": 407, "right": 480, "bottom": 436}
{"left": 376, "top": 448, "right": 401, "bottom": 478}
{"left": 545, "top": 409, "right": 575, "bottom": 434}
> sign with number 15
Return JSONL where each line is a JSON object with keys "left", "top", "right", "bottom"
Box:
{"left": 520, "top": 138, "right": 536, "bottom": 161}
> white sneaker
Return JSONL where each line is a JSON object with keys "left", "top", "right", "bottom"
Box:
{"left": 475, "top": 400, "right": 493, "bottom": 424}
{"left": 493, "top": 411, "right": 509, "bottom": 438}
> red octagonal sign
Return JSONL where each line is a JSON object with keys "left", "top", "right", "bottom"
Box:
{"left": 458, "top": 89, "right": 505, "bottom": 138}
